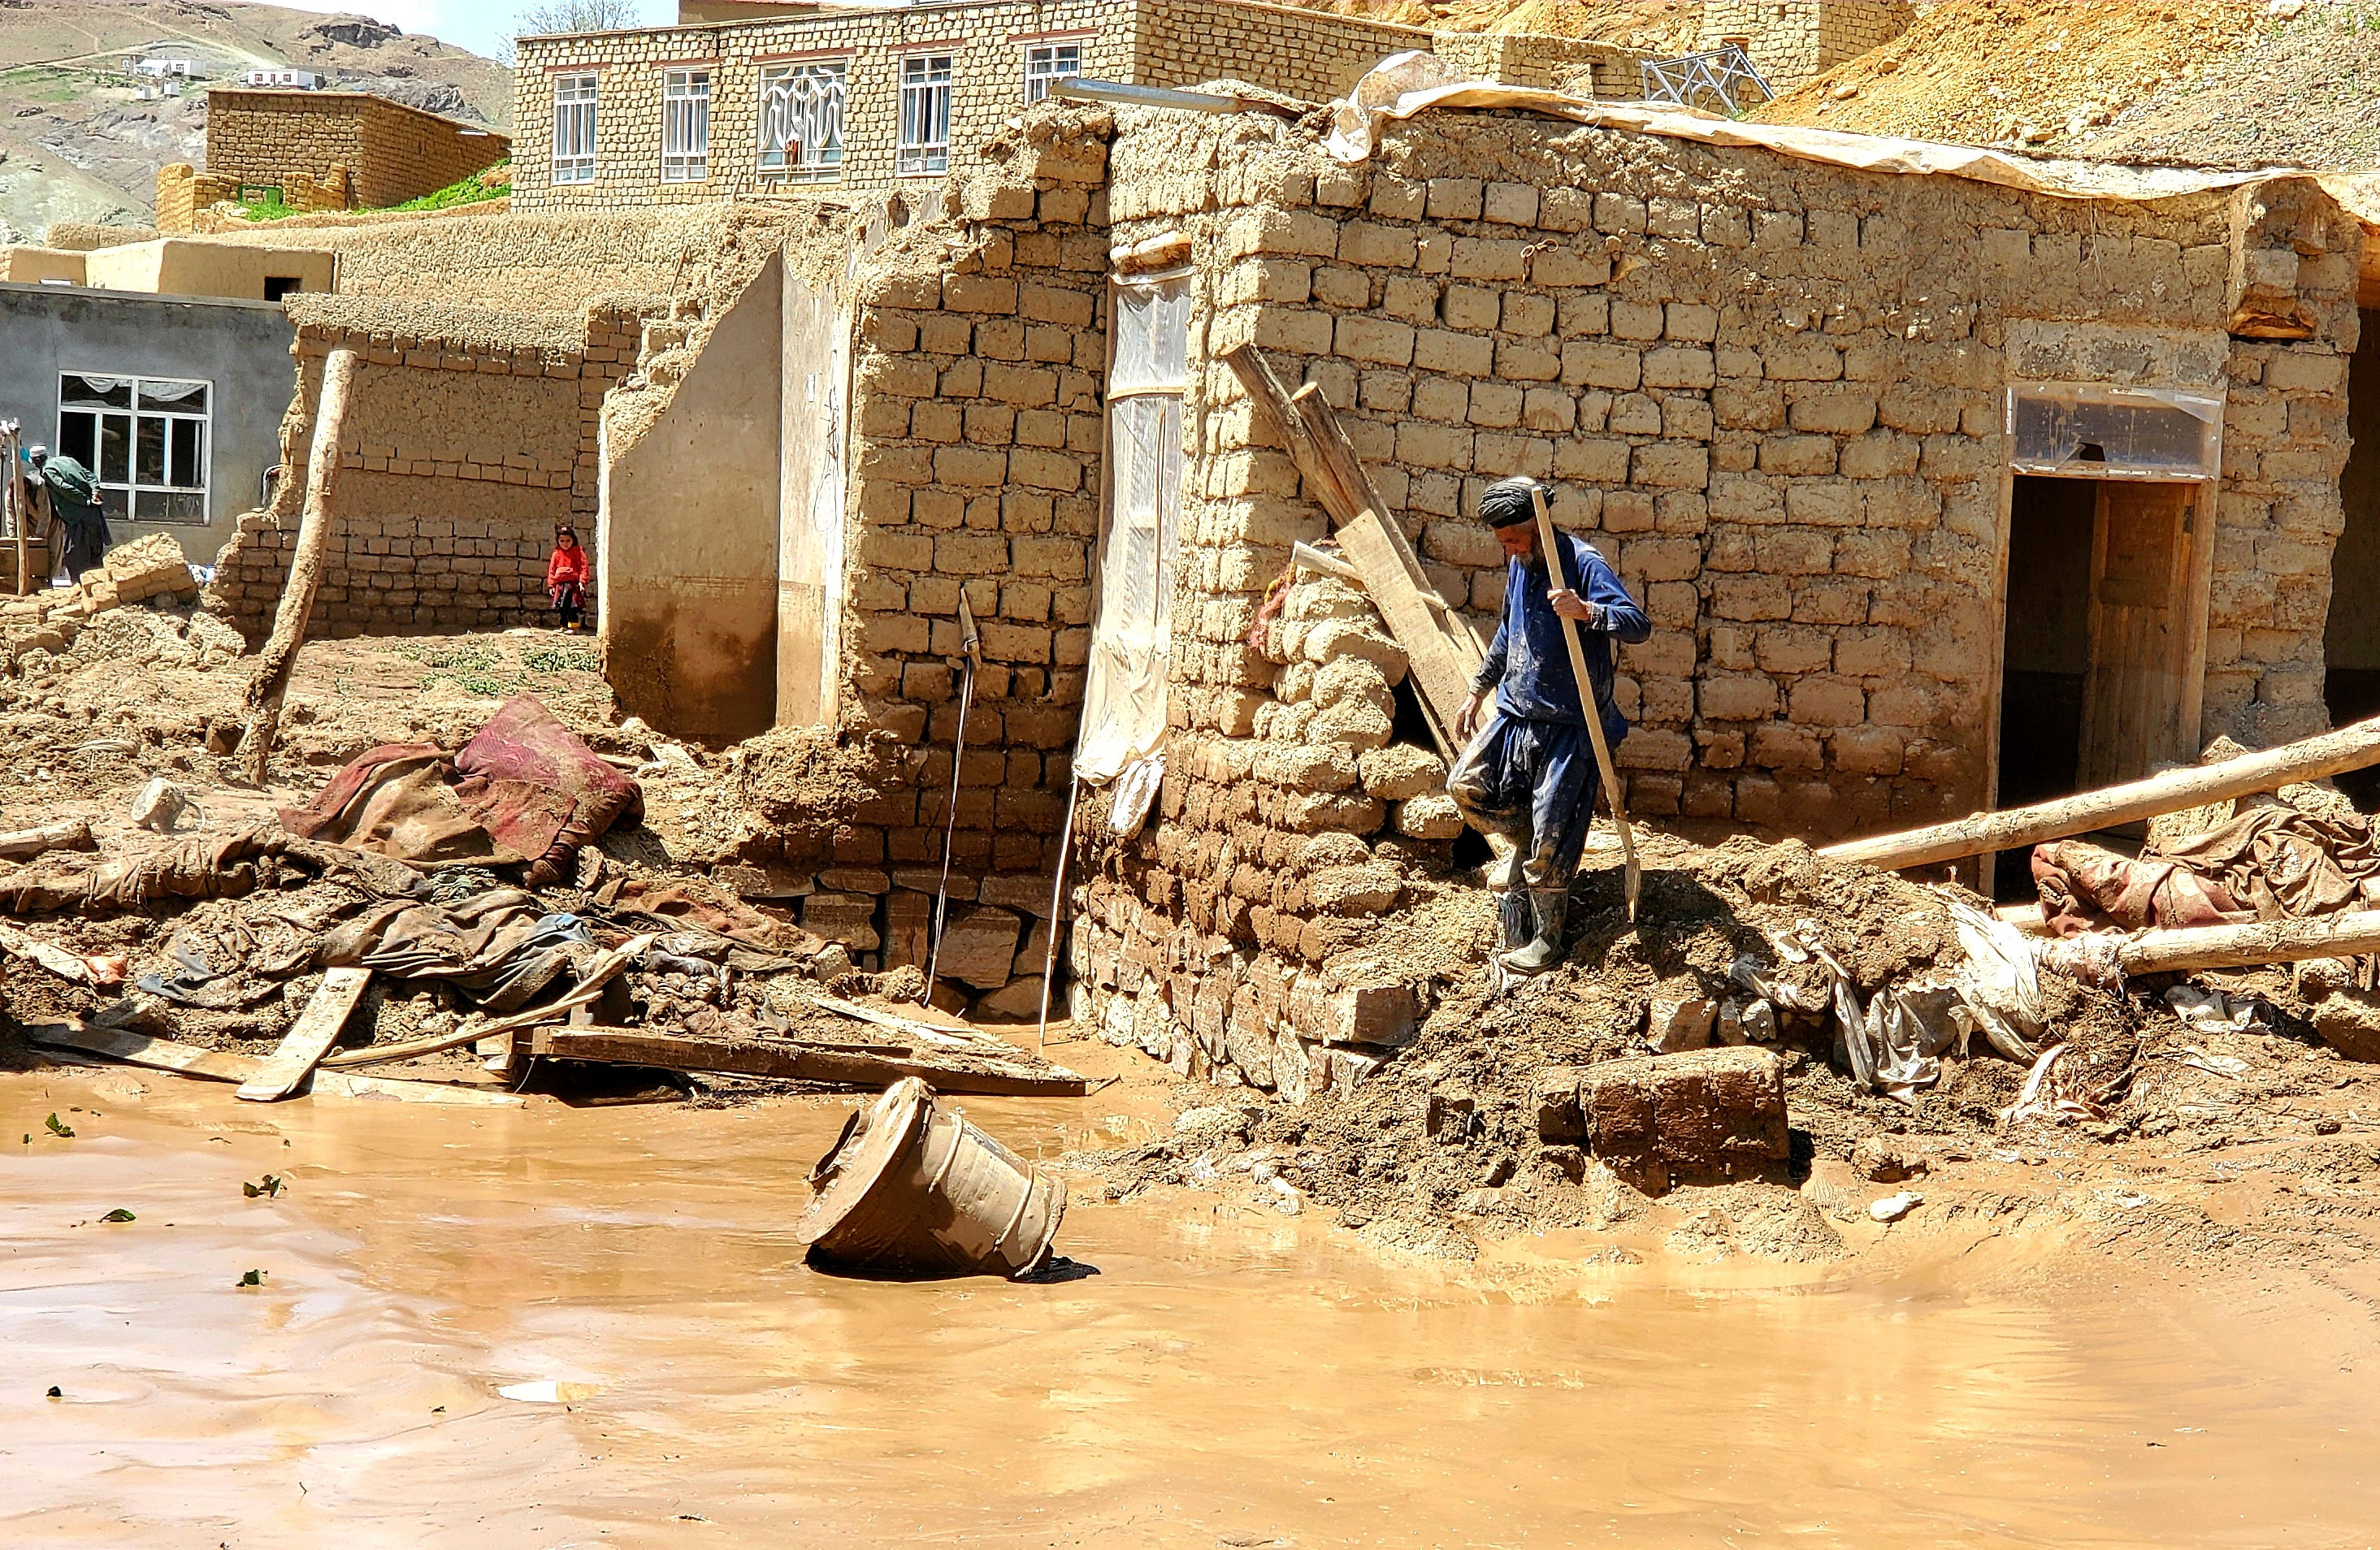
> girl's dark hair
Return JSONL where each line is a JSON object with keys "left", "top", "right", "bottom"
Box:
{"left": 1476, "top": 476, "right": 1549, "bottom": 530}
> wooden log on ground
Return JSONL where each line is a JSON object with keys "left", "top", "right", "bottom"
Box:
{"left": 1821, "top": 713, "right": 2380, "bottom": 872}
{"left": 2113, "top": 910, "right": 2380, "bottom": 976}
{"left": 0, "top": 818, "right": 97, "bottom": 861}
{"left": 237, "top": 967, "right": 370, "bottom": 1102}
{"left": 241, "top": 347, "right": 358, "bottom": 785}
{"left": 528, "top": 1027, "right": 1092, "bottom": 1097}
{"left": 27, "top": 1022, "right": 531, "bottom": 1106}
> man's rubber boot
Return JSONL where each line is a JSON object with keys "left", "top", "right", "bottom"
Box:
{"left": 1501, "top": 888, "right": 1571, "bottom": 976}
{"left": 1498, "top": 885, "right": 1533, "bottom": 951}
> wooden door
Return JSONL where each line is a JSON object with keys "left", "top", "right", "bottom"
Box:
{"left": 2076, "top": 481, "right": 2206, "bottom": 789}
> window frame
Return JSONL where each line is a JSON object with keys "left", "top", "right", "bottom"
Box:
{"left": 1023, "top": 40, "right": 1083, "bottom": 106}
{"left": 551, "top": 71, "right": 600, "bottom": 186}
{"left": 661, "top": 67, "right": 713, "bottom": 184}
{"left": 758, "top": 59, "right": 850, "bottom": 182}
{"left": 56, "top": 372, "right": 213, "bottom": 527}
{"left": 896, "top": 52, "right": 955, "bottom": 177}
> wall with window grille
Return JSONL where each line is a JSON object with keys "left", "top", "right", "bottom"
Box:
{"left": 510, "top": 0, "right": 1637, "bottom": 210}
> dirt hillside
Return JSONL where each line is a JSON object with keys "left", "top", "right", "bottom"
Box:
{"left": 1285, "top": 0, "right": 1703, "bottom": 49}
{"left": 0, "top": 1, "right": 509, "bottom": 240}
{"left": 1754, "top": 0, "right": 2269, "bottom": 153}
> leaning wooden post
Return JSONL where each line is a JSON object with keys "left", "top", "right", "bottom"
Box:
{"left": 5, "top": 425, "right": 28, "bottom": 596}
{"left": 241, "top": 347, "right": 358, "bottom": 786}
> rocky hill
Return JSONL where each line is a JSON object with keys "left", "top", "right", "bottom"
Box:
{"left": 0, "top": 0, "right": 510, "bottom": 241}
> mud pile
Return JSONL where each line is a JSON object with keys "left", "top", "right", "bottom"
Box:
{"left": 1095, "top": 832, "right": 2201, "bottom": 1258}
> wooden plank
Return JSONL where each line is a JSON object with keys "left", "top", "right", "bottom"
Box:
{"left": 320, "top": 933, "right": 654, "bottom": 1069}
{"left": 1335, "top": 512, "right": 1470, "bottom": 756}
{"left": 1822, "top": 712, "right": 2380, "bottom": 871}
{"left": 2113, "top": 909, "right": 2380, "bottom": 975}
{"left": 530, "top": 1027, "right": 1092, "bottom": 1097}
{"left": 0, "top": 818, "right": 96, "bottom": 862}
{"left": 237, "top": 967, "right": 371, "bottom": 1102}
{"left": 27, "top": 1022, "right": 529, "bottom": 1106}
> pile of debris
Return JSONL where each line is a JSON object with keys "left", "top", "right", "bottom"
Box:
{"left": 1, "top": 533, "right": 202, "bottom": 666}
{"left": 1, "top": 691, "right": 1086, "bottom": 1110}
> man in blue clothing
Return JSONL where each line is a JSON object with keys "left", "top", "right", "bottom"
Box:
{"left": 1448, "top": 476, "right": 1651, "bottom": 974}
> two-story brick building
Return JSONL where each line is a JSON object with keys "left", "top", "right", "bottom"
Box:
{"left": 509, "top": 0, "right": 1641, "bottom": 211}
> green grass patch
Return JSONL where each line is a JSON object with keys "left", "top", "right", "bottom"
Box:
{"left": 385, "top": 162, "right": 510, "bottom": 214}
{"left": 236, "top": 193, "right": 301, "bottom": 223}
{"left": 398, "top": 639, "right": 517, "bottom": 697}
{"left": 522, "top": 641, "right": 602, "bottom": 676}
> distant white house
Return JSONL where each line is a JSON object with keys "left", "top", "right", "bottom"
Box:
{"left": 131, "top": 58, "right": 201, "bottom": 79}
{"left": 244, "top": 69, "right": 324, "bottom": 89}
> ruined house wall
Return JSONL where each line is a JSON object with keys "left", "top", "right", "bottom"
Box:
{"left": 208, "top": 299, "right": 650, "bottom": 640}
{"left": 1700, "top": 1, "right": 1916, "bottom": 89}
{"left": 202, "top": 90, "right": 510, "bottom": 211}
{"left": 1052, "top": 107, "right": 2356, "bottom": 1093}
{"left": 756, "top": 112, "right": 1113, "bottom": 1007}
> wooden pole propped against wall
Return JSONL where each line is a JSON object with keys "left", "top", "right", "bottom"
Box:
{"left": 240, "top": 347, "right": 359, "bottom": 787}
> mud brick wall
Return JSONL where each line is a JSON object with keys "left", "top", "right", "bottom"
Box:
{"left": 1094, "top": 111, "right": 2357, "bottom": 850}
{"left": 203, "top": 90, "right": 511, "bottom": 211}
{"left": 1699, "top": 1, "right": 1917, "bottom": 89}
{"left": 209, "top": 302, "right": 650, "bottom": 639}
{"left": 769, "top": 115, "right": 1110, "bottom": 1005}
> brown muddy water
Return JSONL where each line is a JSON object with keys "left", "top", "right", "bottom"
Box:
{"left": 3, "top": 1064, "right": 2375, "bottom": 1549}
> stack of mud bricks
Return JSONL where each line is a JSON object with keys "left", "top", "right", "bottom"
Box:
{"left": 783, "top": 117, "right": 1108, "bottom": 1012}
{"left": 1697, "top": 1, "right": 1917, "bottom": 89}
{"left": 210, "top": 306, "right": 648, "bottom": 640}
{"left": 1098, "top": 111, "right": 2356, "bottom": 848}
{"left": 200, "top": 90, "right": 508, "bottom": 213}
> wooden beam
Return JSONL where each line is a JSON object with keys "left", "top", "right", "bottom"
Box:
{"left": 1820, "top": 713, "right": 2380, "bottom": 872}
{"left": 319, "top": 933, "right": 654, "bottom": 1069}
{"left": 2111, "top": 911, "right": 2380, "bottom": 976}
{"left": 241, "top": 347, "right": 358, "bottom": 785}
{"left": 0, "top": 818, "right": 96, "bottom": 862}
{"left": 1334, "top": 513, "right": 1467, "bottom": 757}
{"left": 27, "top": 1022, "right": 530, "bottom": 1106}
{"left": 528, "top": 1027, "right": 1092, "bottom": 1097}
{"left": 237, "top": 967, "right": 371, "bottom": 1102}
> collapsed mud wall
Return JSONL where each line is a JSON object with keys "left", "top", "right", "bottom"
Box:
{"left": 210, "top": 297, "right": 650, "bottom": 639}
{"left": 1099, "top": 110, "right": 2356, "bottom": 843}
{"left": 1044, "top": 102, "right": 2359, "bottom": 1096}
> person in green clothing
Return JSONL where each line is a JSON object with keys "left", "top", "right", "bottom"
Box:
{"left": 27, "top": 445, "right": 110, "bottom": 582}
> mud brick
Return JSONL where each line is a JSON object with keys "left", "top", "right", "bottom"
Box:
{"left": 1583, "top": 1048, "right": 1788, "bottom": 1181}
{"left": 1582, "top": 1062, "right": 1659, "bottom": 1157}
{"left": 1320, "top": 982, "right": 1416, "bottom": 1048}
{"left": 800, "top": 891, "right": 880, "bottom": 953}
{"left": 1533, "top": 1065, "right": 1586, "bottom": 1143}
{"left": 1225, "top": 1003, "right": 1274, "bottom": 1090}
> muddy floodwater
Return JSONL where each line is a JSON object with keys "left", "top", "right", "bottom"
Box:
{"left": 5, "top": 1065, "right": 2376, "bottom": 1549}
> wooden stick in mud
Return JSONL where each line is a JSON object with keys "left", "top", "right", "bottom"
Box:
{"left": 0, "top": 817, "right": 96, "bottom": 861}
{"left": 4, "top": 424, "right": 28, "bottom": 598}
{"left": 1821, "top": 713, "right": 2380, "bottom": 872}
{"left": 28, "top": 1021, "right": 531, "bottom": 1106}
{"left": 2112, "top": 909, "right": 2380, "bottom": 976}
{"left": 1530, "top": 484, "right": 1638, "bottom": 924}
{"left": 527, "top": 1027, "right": 1091, "bottom": 1098}
{"left": 237, "top": 967, "right": 370, "bottom": 1102}
{"left": 240, "top": 347, "right": 358, "bottom": 786}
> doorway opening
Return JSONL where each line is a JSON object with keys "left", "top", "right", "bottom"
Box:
{"left": 2326, "top": 309, "right": 2380, "bottom": 808}
{"left": 1994, "top": 474, "right": 2209, "bottom": 897}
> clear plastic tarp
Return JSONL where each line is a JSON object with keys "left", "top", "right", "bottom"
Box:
{"left": 1076, "top": 273, "right": 1190, "bottom": 785}
{"left": 2008, "top": 385, "right": 2223, "bottom": 480}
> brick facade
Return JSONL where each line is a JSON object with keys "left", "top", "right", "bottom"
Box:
{"left": 1700, "top": 1, "right": 1917, "bottom": 90}
{"left": 510, "top": 0, "right": 1641, "bottom": 211}
{"left": 210, "top": 301, "right": 653, "bottom": 639}
{"left": 192, "top": 89, "right": 510, "bottom": 217}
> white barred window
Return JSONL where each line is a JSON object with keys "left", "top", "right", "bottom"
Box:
{"left": 760, "top": 62, "right": 847, "bottom": 180}
{"left": 551, "top": 72, "right": 598, "bottom": 185}
{"left": 662, "top": 68, "right": 711, "bottom": 183}
{"left": 897, "top": 54, "right": 953, "bottom": 175}
{"left": 1024, "top": 41, "right": 1082, "bottom": 106}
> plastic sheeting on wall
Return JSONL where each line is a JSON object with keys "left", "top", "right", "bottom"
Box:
{"left": 1076, "top": 272, "right": 1189, "bottom": 785}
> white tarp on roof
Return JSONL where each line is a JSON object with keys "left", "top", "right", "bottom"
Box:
{"left": 1326, "top": 50, "right": 2285, "bottom": 208}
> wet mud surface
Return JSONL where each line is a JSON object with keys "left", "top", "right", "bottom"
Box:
{"left": 7, "top": 1058, "right": 2379, "bottom": 1548}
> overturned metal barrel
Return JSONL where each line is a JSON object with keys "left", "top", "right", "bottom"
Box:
{"left": 794, "top": 1077, "right": 1066, "bottom": 1279}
